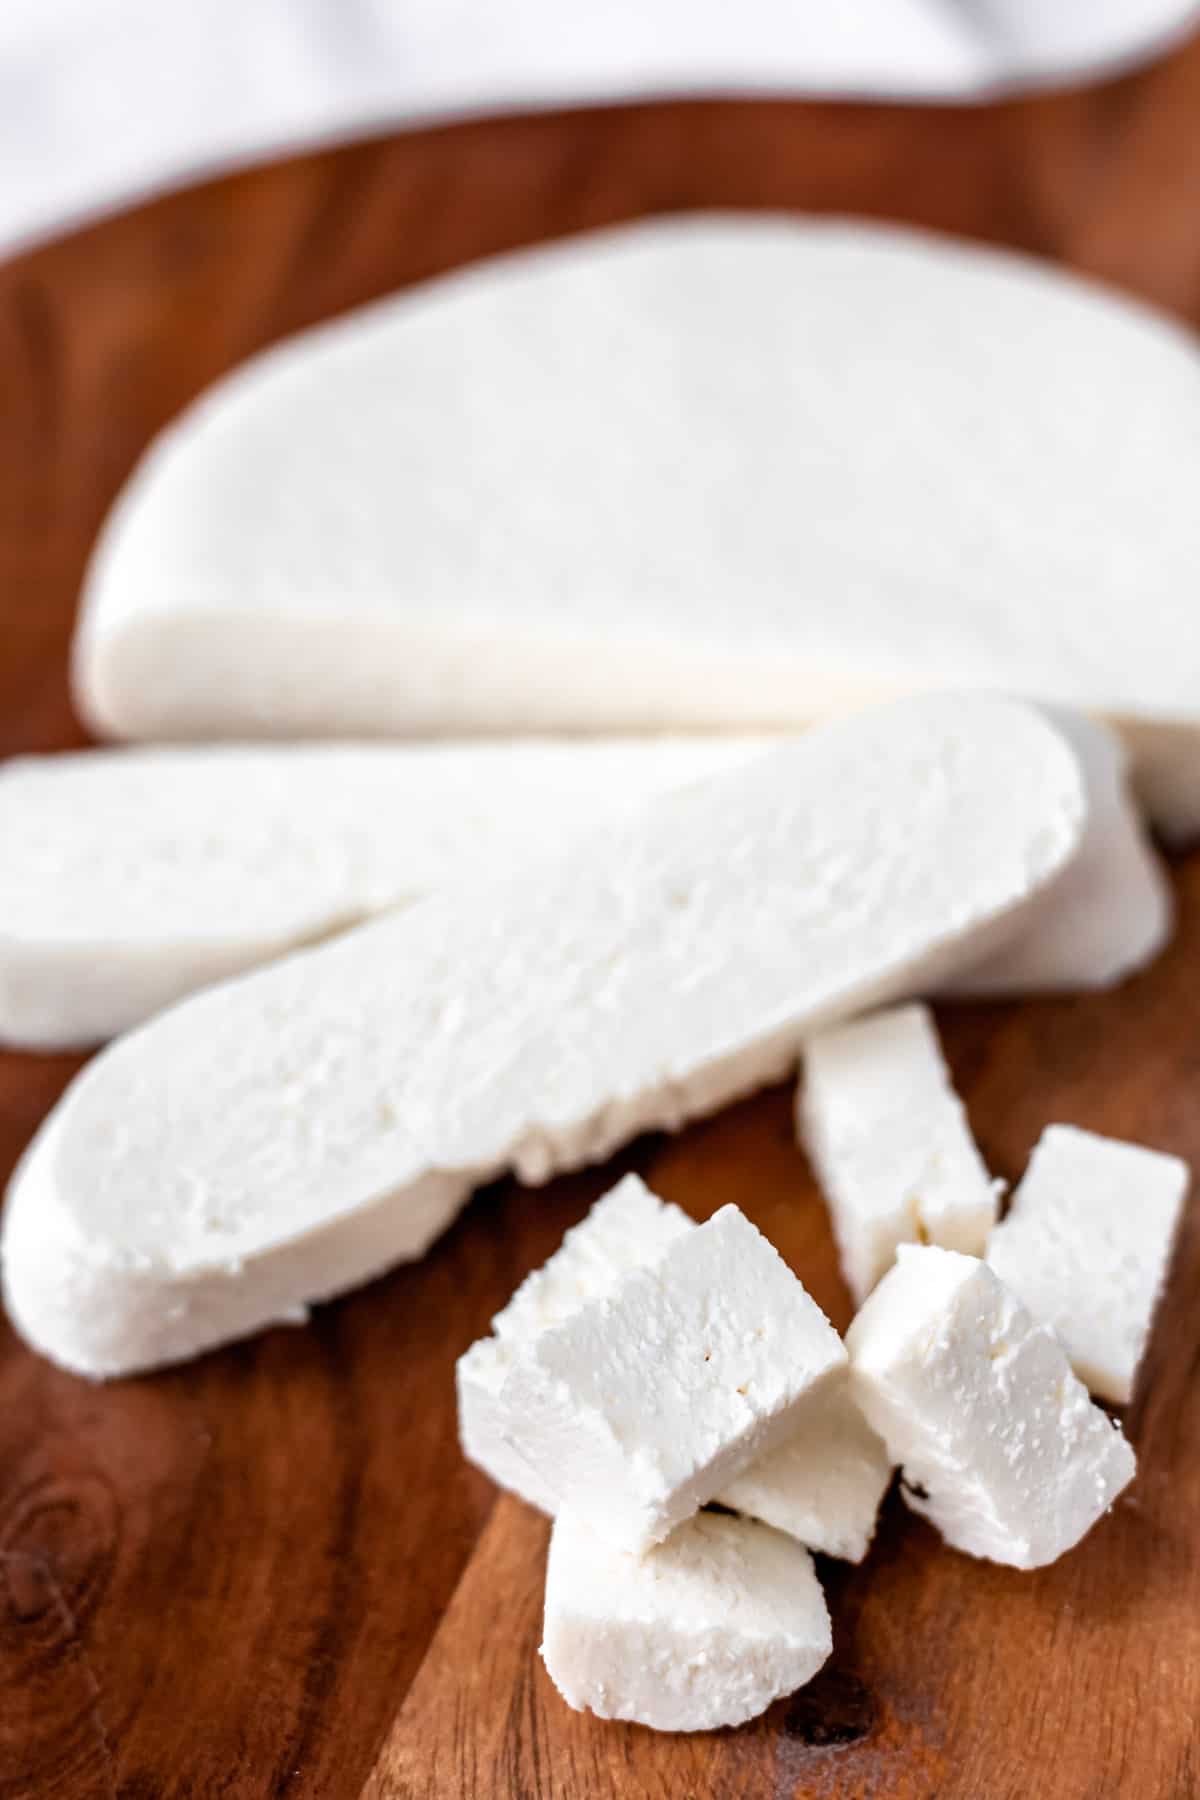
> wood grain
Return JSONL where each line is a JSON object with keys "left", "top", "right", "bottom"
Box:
{"left": 3, "top": 29, "right": 1200, "bottom": 1799}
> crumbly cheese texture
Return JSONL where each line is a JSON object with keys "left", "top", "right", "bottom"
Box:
{"left": 0, "top": 736, "right": 764, "bottom": 1048}
{"left": 74, "top": 215, "right": 1200, "bottom": 839}
{"left": 459, "top": 1175, "right": 890, "bottom": 1559}
{"left": 987, "top": 1125, "right": 1189, "bottom": 1405}
{"left": 541, "top": 1508, "right": 832, "bottom": 1733}
{"left": 2, "top": 695, "right": 1085, "bottom": 1378}
{"left": 458, "top": 1175, "right": 694, "bottom": 1512}
{"left": 501, "top": 1206, "right": 846, "bottom": 1552}
{"left": 799, "top": 1003, "right": 1000, "bottom": 1306}
{"left": 847, "top": 1246, "right": 1136, "bottom": 1569}
{"left": 718, "top": 1370, "right": 892, "bottom": 1563}
{"left": 946, "top": 713, "right": 1171, "bottom": 996}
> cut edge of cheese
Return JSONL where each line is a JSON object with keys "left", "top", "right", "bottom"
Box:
{"left": 499, "top": 1204, "right": 847, "bottom": 1553}
{"left": 986, "top": 1123, "right": 1189, "bottom": 1405}
{"left": 540, "top": 1506, "right": 832, "bottom": 1732}
{"left": 716, "top": 1367, "right": 892, "bottom": 1563}
{"left": 457, "top": 1173, "right": 693, "bottom": 1511}
{"left": 798, "top": 1002, "right": 999, "bottom": 1306}
{"left": 847, "top": 1245, "right": 1136, "bottom": 1570}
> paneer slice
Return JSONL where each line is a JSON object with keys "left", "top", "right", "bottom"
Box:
{"left": 987, "top": 1125, "right": 1189, "bottom": 1405}
{"left": 0, "top": 709, "right": 1162, "bottom": 1055}
{"left": 502, "top": 1205, "right": 845, "bottom": 1553}
{"left": 4, "top": 695, "right": 1085, "bottom": 1379}
{"left": 0, "top": 736, "right": 765, "bottom": 1049}
{"left": 457, "top": 1174, "right": 693, "bottom": 1512}
{"left": 847, "top": 1246, "right": 1136, "bottom": 1570}
{"left": 541, "top": 1508, "right": 832, "bottom": 1732}
{"left": 799, "top": 1003, "right": 1000, "bottom": 1306}
{"left": 947, "top": 712, "right": 1171, "bottom": 997}
{"left": 75, "top": 216, "right": 1200, "bottom": 847}
{"left": 458, "top": 1175, "right": 890, "bottom": 1559}
{"left": 718, "top": 1370, "right": 892, "bottom": 1564}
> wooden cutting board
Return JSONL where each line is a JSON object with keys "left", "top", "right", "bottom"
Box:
{"left": 4, "top": 31, "right": 1200, "bottom": 1799}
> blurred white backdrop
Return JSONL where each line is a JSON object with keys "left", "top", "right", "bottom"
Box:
{"left": 2, "top": 0, "right": 1197, "bottom": 257}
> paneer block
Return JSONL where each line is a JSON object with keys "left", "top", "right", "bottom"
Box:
{"left": 987, "top": 1125, "right": 1189, "bottom": 1404}
{"left": 799, "top": 1003, "right": 1000, "bottom": 1305}
{"left": 457, "top": 1174, "right": 693, "bottom": 1510}
{"left": 719, "top": 1369, "right": 892, "bottom": 1564}
{"left": 846, "top": 1246, "right": 1135, "bottom": 1569}
{"left": 459, "top": 1177, "right": 890, "bottom": 1559}
{"left": 541, "top": 1508, "right": 832, "bottom": 1732}
{"left": 502, "top": 1205, "right": 846, "bottom": 1553}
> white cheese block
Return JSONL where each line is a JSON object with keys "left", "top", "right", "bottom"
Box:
{"left": 457, "top": 1174, "right": 694, "bottom": 1513}
{"left": 541, "top": 1507, "right": 832, "bottom": 1733}
{"left": 987, "top": 1125, "right": 1189, "bottom": 1405}
{"left": 498, "top": 1204, "right": 846, "bottom": 1553}
{"left": 799, "top": 1003, "right": 1000, "bottom": 1306}
{"left": 459, "top": 1174, "right": 891, "bottom": 1560}
{"left": 717, "top": 1371, "right": 892, "bottom": 1564}
{"left": 946, "top": 713, "right": 1171, "bottom": 996}
{"left": 846, "top": 1246, "right": 1136, "bottom": 1569}
{"left": 74, "top": 214, "right": 1200, "bottom": 840}
{"left": 1, "top": 694, "right": 1085, "bottom": 1379}
{"left": 0, "top": 736, "right": 763, "bottom": 1049}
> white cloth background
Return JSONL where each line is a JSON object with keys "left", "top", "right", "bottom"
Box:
{"left": 2, "top": 0, "right": 1198, "bottom": 259}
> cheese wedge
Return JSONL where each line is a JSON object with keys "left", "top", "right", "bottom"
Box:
{"left": 0, "top": 737, "right": 762, "bottom": 1048}
{"left": 799, "top": 1003, "right": 1000, "bottom": 1305}
{"left": 847, "top": 1246, "right": 1136, "bottom": 1569}
{"left": 541, "top": 1508, "right": 832, "bottom": 1733}
{"left": 1, "top": 695, "right": 1084, "bottom": 1378}
{"left": 987, "top": 1125, "right": 1189, "bottom": 1405}
{"left": 74, "top": 215, "right": 1200, "bottom": 839}
{"left": 460, "top": 1174, "right": 891, "bottom": 1559}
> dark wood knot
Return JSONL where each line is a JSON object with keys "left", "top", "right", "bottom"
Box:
{"left": 782, "top": 1668, "right": 878, "bottom": 1748}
